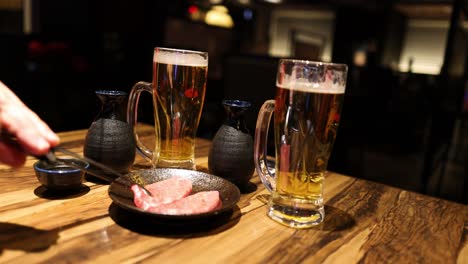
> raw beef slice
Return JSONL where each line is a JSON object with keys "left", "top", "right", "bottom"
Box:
{"left": 131, "top": 176, "right": 192, "bottom": 210}
{"left": 147, "top": 191, "right": 222, "bottom": 215}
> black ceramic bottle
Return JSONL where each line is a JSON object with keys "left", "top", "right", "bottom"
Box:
{"left": 83, "top": 90, "right": 136, "bottom": 178}
{"left": 208, "top": 100, "right": 254, "bottom": 190}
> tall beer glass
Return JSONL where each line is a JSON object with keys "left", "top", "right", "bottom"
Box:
{"left": 127, "top": 47, "right": 208, "bottom": 169}
{"left": 254, "top": 59, "right": 347, "bottom": 228}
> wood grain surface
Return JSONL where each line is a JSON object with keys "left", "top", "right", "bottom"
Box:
{"left": 0, "top": 124, "right": 466, "bottom": 263}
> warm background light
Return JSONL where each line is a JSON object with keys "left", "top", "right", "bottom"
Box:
{"left": 205, "top": 5, "right": 234, "bottom": 28}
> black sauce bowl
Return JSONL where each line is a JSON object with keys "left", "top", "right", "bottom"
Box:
{"left": 33, "top": 159, "right": 90, "bottom": 191}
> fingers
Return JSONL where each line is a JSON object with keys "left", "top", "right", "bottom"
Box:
{"left": 13, "top": 108, "right": 60, "bottom": 155}
{"left": 3, "top": 106, "right": 60, "bottom": 156}
{"left": 0, "top": 141, "right": 27, "bottom": 168}
{"left": 0, "top": 81, "right": 60, "bottom": 158}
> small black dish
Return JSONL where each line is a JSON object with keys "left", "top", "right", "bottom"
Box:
{"left": 33, "top": 159, "right": 90, "bottom": 191}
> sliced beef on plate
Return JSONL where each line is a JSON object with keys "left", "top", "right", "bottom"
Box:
{"left": 146, "top": 191, "right": 222, "bottom": 215}
{"left": 131, "top": 176, "right": 192, "bottom": 210}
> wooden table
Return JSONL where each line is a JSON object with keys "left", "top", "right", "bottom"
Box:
{"left": 0, "top": 124, "right": 467, "bottom": 263}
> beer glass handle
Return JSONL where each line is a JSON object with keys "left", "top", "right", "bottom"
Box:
{"left": 127, "top": 81, "right": 155, "bottom": 163}
{"left": 254, "top": 100, "right": 276, "bottom": 193}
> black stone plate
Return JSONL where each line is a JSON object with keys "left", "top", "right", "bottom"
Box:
{"left": 108, "top": 168, "right": 241, "bottom": 220}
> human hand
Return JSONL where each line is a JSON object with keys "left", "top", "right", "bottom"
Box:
{"left": 0, "top": 81, "right": 60, "bottom": 167}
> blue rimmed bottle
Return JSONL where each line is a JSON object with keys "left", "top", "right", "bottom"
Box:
{"left": 83, "top": 90, "right": 136, "bottom": 179}
{"left": 208, "top": 100, "right": 254, "bottom": 191}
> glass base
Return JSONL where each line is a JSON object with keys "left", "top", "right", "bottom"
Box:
{"left": 156, "top": 159, "right": 196, "bottom": 170}
{"left": 267, "top": 193, "right": 324, "bottom": 228}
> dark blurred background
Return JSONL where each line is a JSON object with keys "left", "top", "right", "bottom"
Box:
{"left": 0, "top": 0, "right": 467, "bottom": 203}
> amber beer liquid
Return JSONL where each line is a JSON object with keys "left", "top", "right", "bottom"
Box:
{"left": 254, "top": 60, "right": 347, "bottom": 228}
{"left": 152, "top": 51, "right": 208, "bottom": 169}
{"left": 271, "top": 84, "right": 344, "bottom": 221}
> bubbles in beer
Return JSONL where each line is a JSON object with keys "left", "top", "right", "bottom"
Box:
{"left": 154, "top": 49, "right": 208, "bottom": 67}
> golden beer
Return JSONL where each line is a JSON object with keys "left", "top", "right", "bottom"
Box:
{"left": 271, "top": 84, "right": 344, "bottom": 223}
{"left": 152, "top": 50, "right": 208, "bottom": 169}
{"left": 127, "top": 48, "right": 208, "bottom": 170}
{"left": 254, "top": 59, "right": 347, "bottom": 228}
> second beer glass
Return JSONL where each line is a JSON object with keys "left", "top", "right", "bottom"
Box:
{"left": 254, "top": 59, "right": 347, "bottom": 228}
{"left": 127, "top": 47, "right": 208, "bottom": 169}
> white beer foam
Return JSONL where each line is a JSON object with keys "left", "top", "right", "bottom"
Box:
{"left": 278, "top": 77, "right": 346, "bottom": 94}
{"left": 154, "top": 49, "right": 208, "bottom": 67}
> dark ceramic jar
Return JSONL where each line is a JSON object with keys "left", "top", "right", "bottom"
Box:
{"left": 83, "top": 90, "right": 136, "bottom": 178}
{"left": 208, "top": 100, "right": 254, "bottom": 190}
